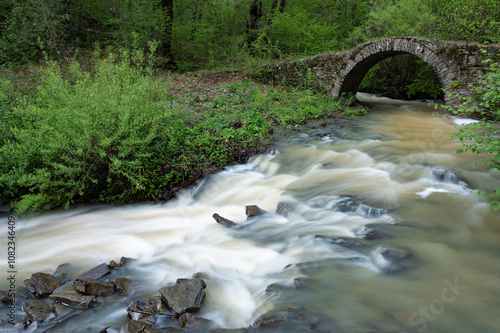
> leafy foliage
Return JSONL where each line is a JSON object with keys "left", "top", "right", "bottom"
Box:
{"left": 444, "top": 58, "right": 500, "bottom": 208}
{"left": 0, "top": 53, "right": 354, "bottom": 213}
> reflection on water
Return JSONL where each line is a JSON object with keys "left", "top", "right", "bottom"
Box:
{"left": 1, "top": 93, "right": 500, "bottom": 332}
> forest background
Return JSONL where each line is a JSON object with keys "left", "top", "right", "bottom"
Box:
{"left": 0, "top": 0, "right": 499, "bottom": 213}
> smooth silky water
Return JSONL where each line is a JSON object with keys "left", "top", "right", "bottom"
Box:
{"left": 1, "top": 93, "right": 500, "bottom": 332}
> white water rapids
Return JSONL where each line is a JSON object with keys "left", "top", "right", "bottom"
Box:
{"left": 1, "top": 93, "right": 500, "bottom": 332}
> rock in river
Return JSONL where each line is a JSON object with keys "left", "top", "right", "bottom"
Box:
{"left": 22, "top": 300, "right": 54, "bottom": 323}
{"left": 49, "top": 285, "right": 95, "bottom": 308}
{"left": 74, "top": 278, "right": 115, "bottom": 296}
{"left": 161, "top": 278, "right": 206, "bottom": 315}
{"left": 24, "top": 272, "right": 62, "bottom": 298}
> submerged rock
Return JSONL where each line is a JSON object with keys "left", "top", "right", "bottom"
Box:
{"left": 432, "top": 168, "right": 468, "bottom": 187}
{"left": 314, "top": 235, "right": 368, "bottom": 248}
{"left": 213, "top": 213, "right": 239, "bottom": 228}
{"left": 161, "top": 278, "right": 206, "bottom": 315}
{"left": 178, "top": 313, "right": 218, "bottom": 330}
{"left": 120, "top": 257, "right": 136, "bottom": 266}
{"left": 74, "top": 278, "right": 115, "bottom": 296}
{"left": 49, "top": 285, "right": 95, "bottom": 308}
{"left": 22, "top": 300, "right": 54, "bottom": 323}
{"left": 25, "top": 272, "right": 62, "bottom": 298}
{"left": 0, "top": 290, "right": 14, "bottom": 304}
{"left": 372, "top": 246, "right": 411, "bottom": 274}
{"left": 356, "top": 226, "right": 392, "bottom": 240}
{"left": 116, "top": 277, "right": 133, "bottom": 295}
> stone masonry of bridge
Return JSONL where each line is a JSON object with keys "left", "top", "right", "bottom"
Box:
{"left": 260, "top": 37, "right": 500, "bottom": 105}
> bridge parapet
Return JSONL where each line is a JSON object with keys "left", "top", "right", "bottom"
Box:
{"left": 260, "top": 37, "right": 499, "bottom": 105}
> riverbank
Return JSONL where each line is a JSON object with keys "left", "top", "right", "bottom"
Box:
{"left": 0, "top": 56, "right": 365, "bottom": 215}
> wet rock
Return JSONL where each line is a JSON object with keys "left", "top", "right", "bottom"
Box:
{"left": 213, "top": 213, "right": 239, "bottom": 228}
{"left": 0, "top": 290, "right": 14, "bottom": 304}
{"left": 357, "top": 226, "right": 392, "bottom": 240}
{"left": 122, "top": 313, "right": 182, "bottom": 333}
{"left": 116, "top": 277, "right": 133, "bottom": 295}
{"left": 162, "top": 278, "right": 206, "bottom": 315}
{"left": 314, "top": 235, "right": 368, "bottom": 248}
{"left": 211, "top": 329, "right": 250, "bottom": 333}
{"left": 120, "top": 257, "right": 136, "bottom": 266}
{"left": 335, "top": 197, "right": 359, "bottom": 213}
{"left": 293, "top": 278, "right": 309, "bottom": 289}
{"left": 276, "top": 202, "right": 295, "bottom": 218}
{"left": 372, "top": 246, "right": 411, "bottom": 274}
{"left": 357, "top": 204, "right": 388, "bottom": 218}
{"left": 109, "top": 260, "right": 120, "bottom": 270}
{"left": 432, "top": 167, "right": 468, "bottom": 186}
{"left": 52, "top": 302, "right": 75, "bottom": 319}
{"left": 178, "top": 313, "right": 217, "bottom": 330}
{"left": 22, "top": 300, "right": 54, "bottom": 323}
{"left": 379, "top": 247, "right": 410, "bottom": 262}
{"left": 245, "top": 205, "right": 268, "bottom": 218}
{"left": 25, "top": 272, "right": 62, "bottom": 297}
{"left": 146, "top": 289, "right": 169, "bottom": 313}
{"left": 74, "top": 278, "right": 115, "bottom": 296}
{"left": 78, "top": 263, "right": 111, "bottom": 279}
{"left": 265, "top": 283, "right": 290, "bottom": 297}
{"left": 49, "top": 285, "right": 95, "bottom": 308}
{"left": 253, "top": 311, "right": 288, "bottom": 328}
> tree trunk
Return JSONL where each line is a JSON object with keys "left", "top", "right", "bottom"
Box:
{"left": 159, "top": 0, "right": 174, "bottom": 60}
{"left": 246, "top": 0, "right": 262, "bottom": 52}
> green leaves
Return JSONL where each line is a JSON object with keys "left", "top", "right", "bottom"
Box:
{"left": 445, "top": 59, "right": 500, "bottom": 209}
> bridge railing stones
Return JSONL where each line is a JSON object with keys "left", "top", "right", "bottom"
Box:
{"left": 257, "top": 37, "right": 499, "bottom": 106}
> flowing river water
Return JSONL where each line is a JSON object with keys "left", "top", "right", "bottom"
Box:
{"left": 1, "top": 94, "right": 500, "bottom": 332}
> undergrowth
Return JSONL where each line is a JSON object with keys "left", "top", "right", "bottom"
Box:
{"left": 0, "top": 52, "right": 361, "bottom": 214}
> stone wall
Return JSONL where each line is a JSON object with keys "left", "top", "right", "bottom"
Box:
{"left": 259, "top": 37, "right": 500, "bottom": 105}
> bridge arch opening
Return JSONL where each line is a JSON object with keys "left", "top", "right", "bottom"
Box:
{"left": 339, "top": 51, "right": 445, "bottom": 100}
{"left": 357, "top": 54, "right": 444, "bottom": 100}
{"left": 333, "top": 38, "right": 455, "bottom": 102}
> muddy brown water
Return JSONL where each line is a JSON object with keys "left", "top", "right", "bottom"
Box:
{"left": 1, "top": 94, "right": 500, "bottom": 332}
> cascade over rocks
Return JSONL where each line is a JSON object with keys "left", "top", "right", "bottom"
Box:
{"left": 432, "top": 167, "right": 468, "bottom": 187}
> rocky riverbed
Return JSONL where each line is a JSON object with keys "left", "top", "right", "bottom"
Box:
{"left": 1, "top": 202, "right": 413, "bottom": 333}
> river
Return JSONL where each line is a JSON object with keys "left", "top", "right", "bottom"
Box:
{"left": 1, "top": 94, "right": 500, "bottom": 332}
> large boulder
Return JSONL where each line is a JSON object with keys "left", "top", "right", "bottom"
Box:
{"left": 49, "top": 285, "right": 94, "bottom": 308}
{"left": 161, "top": 278, "right": 206, "bottom": 315}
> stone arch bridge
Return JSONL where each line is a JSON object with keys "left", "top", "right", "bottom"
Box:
{"left": 261, "top": 37, "right": 500, "bottom": 105}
